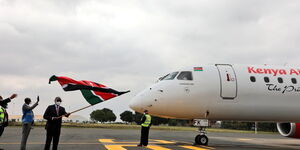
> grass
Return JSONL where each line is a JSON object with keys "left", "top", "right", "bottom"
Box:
{"left": 9, "top": 122, "right": 276, "bottom": 134}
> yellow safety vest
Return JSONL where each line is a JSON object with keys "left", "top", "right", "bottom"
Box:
{"left": 141, "top": 114, "right": 151, "bottom": 127}
{"left": 0, "top": 107, "right": 5, "bottom": 123}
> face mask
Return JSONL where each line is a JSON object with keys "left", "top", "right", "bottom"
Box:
{"left": 55, "top": 102, "right": 61, "bottom": 106}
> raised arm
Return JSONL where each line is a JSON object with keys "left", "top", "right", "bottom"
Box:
{"left": 0, "top": 94, "right": 17, "bottom": 107}
{"left": 23, "top": 96, "right": 39, "bottom": 111}
{"left": 23, "top": 103, "right": 38, "bottom": 111}
{"left": 0, "top": 98, "right": 11, "bottom": 106}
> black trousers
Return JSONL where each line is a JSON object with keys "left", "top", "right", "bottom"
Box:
{"left": 44, "top": 127, "right": 61, "bottom": 150}
{"left": 139, "top": 126, "right": 150, "bottom": 146}
{"left": 0, "top": 126, "right": 4, "bottom": 137}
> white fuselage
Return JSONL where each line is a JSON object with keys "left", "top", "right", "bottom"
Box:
{"left": 130, "top": 64, "right": 300, "bottom": 122}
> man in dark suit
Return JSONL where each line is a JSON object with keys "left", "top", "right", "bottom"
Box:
{"left": 43, "top": 97, "right": 70, "bottom": 150}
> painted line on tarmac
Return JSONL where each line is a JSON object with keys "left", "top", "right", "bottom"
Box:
{"left": 170, "top": 140, "right": 215, "bottom": 150}
{"left": 0, "top": 142, "right": 100, "bottom": 145}
{"left": 104, "top": 144, "right": 212, "bottom": 150}
{"left": 147, "top": 145, "right": 172, "bottom": 150}
{"left": 152, "top": 139, "right": 175, "bottom": 144}
{"left": 104, "top": 145, "right": 172, "bottom": 150}
{"left": 104, "top": 145, "right": 135, "bottom": 150}
{"left": 180, "top": 146, "right": 211, "bottom": 150}
{"left": 238, "top": 138, "right": 253, "bottom": 141}
{"left": 99, "top": 139, "right": 174, "bottom": 144}
{"left": 99, "top": 139, "right": 214, "bottom": 150}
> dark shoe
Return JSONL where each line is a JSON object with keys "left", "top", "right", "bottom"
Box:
{"left": 137, "top": 144, "right": 143, "bottom": 147}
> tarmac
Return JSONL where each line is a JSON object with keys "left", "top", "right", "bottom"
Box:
{"left": 0, "top": 126, "right": 299, "bottom": 150}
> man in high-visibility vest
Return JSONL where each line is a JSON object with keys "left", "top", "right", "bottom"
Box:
{"left": 0, "top": 94, "right": 17, "bottom": 137}
{"left": 137, "top": 110, "right": 152, "bottom": 147}
{"left": 0, "top": 107, "right": 6, "bottom": 136}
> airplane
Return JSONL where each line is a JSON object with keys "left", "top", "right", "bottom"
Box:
{"left": 129, "top": 64, "right": 300, "bottom": 145}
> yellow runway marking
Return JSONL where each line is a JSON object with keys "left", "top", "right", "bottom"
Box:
{"left": 0, "top": 142, "right": 99, "bottom": 145}
{"left": 180, "top": 146, "right": 210, "bottom": 150}
{"left": 99, "top": 139, "right": 115, "bottom": 143}
{"left": 104, "top": 145, "right": 172, "bottom": 150}
{"left": 99, "top": 139, "right": 162, "bottom": 144}
{"left": 238, "top": 138, "right": 253, "bottom": 141}
{"left": 0, "top": 143, "right": 20, "bottom": 144}
{"left": 197, "top": 145, "right": 215, "bottom": 149}
{"left": 104, "top": 145, "right": 135, "bottom": 150}
{"left": 99, "top": 139, "right": 214, "bottom": 150}
{"left": 152, "top": 140, "right": 175, "bottom": 144}
{"left": 147, "top": 145, "right": 172, "bottom": 150}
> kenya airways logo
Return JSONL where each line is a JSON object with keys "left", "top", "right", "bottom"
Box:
{"left": 248, "top": 67, "right": 300, "bottom": 76}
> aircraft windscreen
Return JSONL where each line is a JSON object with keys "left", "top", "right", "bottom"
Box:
{"left": 177, "top": 71, "right": 193, "bottom": 80}
{"left": 160, "top": 72, "right": 179, "bottom": 80}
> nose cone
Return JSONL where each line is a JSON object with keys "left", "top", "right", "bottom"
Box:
{"left": 129, "top": 94, "right": 144, "bottom": 112}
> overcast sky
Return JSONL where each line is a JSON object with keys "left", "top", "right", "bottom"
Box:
{"left": 1, "top": 0, "right": 299, "bottom": 121}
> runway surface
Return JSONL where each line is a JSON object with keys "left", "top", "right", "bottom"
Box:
{"left": 0, "top": 127, "right": 299, "bottom": 150}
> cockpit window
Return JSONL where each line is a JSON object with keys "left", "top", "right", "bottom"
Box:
{"left": 160, "top": 72, "right": 179, "bottom": 80}
{"left": 177, "top": 71, "right": 193, "bottom": 80}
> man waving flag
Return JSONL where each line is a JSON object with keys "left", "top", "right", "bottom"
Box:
{"left": 49, "top": 75, "right": 130, "bottom": 105}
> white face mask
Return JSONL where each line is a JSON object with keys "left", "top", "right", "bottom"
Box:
{"left": 55, "top": 102, "right": 61, "bottom": 106}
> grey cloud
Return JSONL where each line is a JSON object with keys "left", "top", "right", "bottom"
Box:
{"left": 1, "top": 0, "right": 300, "bottom": 119}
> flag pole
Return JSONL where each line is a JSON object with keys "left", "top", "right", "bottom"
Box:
{"left": 59, "top": 104, "right": 93, "bottom": 118}
{"left": 69, "top": 104, "right": 93, "bottom": 114}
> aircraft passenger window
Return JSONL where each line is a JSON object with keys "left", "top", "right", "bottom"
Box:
{"left": 161, "top": 72, "right": 179, "bottom": 80}
{"left": 264, "top": 77, "right": 270, "bottom": 83}
{"left": 177, "top": 71, "right": 193, "bottom": 80}
{"left": 278, "top": 77, "right": 283, "bottom": 83}
{"left": 250, "top": 76, "right": 256, "bottom": 82}
{"left": 291, "top": 78, "right": 297, "bottom": 84}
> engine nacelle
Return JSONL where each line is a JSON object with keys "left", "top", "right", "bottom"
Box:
{"left": 277, "top": 122, "right": 300, "bottom": 138}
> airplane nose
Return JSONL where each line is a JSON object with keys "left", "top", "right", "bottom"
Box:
{"left": 129, "top": 95, "right": 143, "bottom": 112}
{"left": 129, "top": 98, "right": 137, "bottom": 110}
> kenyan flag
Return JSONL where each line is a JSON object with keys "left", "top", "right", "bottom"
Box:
{"left": 194, "top": 67, "right": 203, "bottom": 71}
{"left": 49, "top": 75, "right": 130, "bottom": 105}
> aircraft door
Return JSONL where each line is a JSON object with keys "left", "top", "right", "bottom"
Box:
{"left": 216, "top": 64, "right": 237, "bottom": 99}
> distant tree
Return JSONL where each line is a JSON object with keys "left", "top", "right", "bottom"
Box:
{"left": 90, "top": 110, "right": 105, "bottom": 123}
{"left": 168, "top": 119, "right": 178, "bottom": 126}
{"left": 221, "top": 121, "right": 252, "bottom": 130}
{"left": 133, "top": 111, "right": 169, "bottom": 125}
{"left": 220, "top": 121, "right": 277, "bottom": 132}
{"left": 102, "top": 108, "right": 116, "bottom": 122}
{"left": 151, "top": 116, "right": 169, "bottom": 125}
{"left": 90, "top": 108, "right": 116, "bottom": 123}
{"left": 133, "top": 112, "right": 143, "bottom": 124}
{"left": 133, "top": 111, "right": 191, "bottom": 126}
{"left": 168, "top": 119, "right": 189, "bottom": 126}
{"left": 120, "top": 111, "right": 133, "bottom": 123}
{"left": 258, "top": 123, "right": 277, "bottom": 132}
